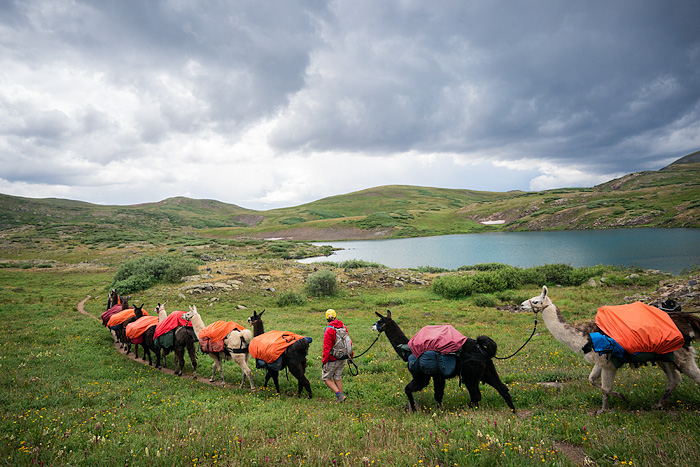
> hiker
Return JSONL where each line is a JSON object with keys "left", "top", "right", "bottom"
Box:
{"left": 322, "top": 309, "right": 353, "bottom": 403}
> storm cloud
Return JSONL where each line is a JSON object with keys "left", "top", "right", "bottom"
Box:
{"left": 1, "top": 0, "right": 699, "bottom": 208}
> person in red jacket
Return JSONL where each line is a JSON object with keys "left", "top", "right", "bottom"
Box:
{"left": 322, "top": 309, "right": 351, "bottom": 402}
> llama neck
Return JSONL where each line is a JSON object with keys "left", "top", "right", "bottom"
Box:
{"left": 541, "top": 304, "right": 589, "bottom": 355}
{"left": 158, "top": 309, "right": 167, "bottom": 322}
{"left": 383, "top": 321, "right": 409, "bottom": 356}
{"left": 189, "top": 315, "right": 205, "bottom": 335}
{"left": 252, "top": 321, "right": 264, "bottom": 337}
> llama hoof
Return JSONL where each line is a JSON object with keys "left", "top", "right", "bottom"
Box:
{"left": 209, "top": 377, "right": 215, "bottom": 383}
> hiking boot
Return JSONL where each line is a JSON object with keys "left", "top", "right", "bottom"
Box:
{"left": 336, "top": 393, "right": 347, "bottom": 403}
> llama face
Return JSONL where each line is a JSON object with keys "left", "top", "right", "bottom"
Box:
{"left": 520, "top": 286, "right": 551, "bottom": 312}
{"left": 372, "top": 310, "right": 392, "bottom": 333}
{"left": 247, "top": 310, "right": 264, "bottom": 325}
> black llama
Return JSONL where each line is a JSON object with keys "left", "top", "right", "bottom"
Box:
{"left": 372, "top": 310, "right": 515, "bottom": 412}
{"left": 247, "top": 310, "right": 312, "bottom": 398}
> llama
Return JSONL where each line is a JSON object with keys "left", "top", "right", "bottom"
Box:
{"left": 247, "top": 310, "right": 312, "bottom": 398}
{"left": 153, "top": 303, "right": 197, "bottom": 379}
{"left": 521, "top": 286, "right": 700, "bottom": 412}
{"left": 119, "top": 304, "right": 145, "bottom": 356}
{"left": 139, "top": 303, "right": 167, "bottom": 369}
{"left": 372, "top": 310, "right": 515, "bottom": 413}
{"left": 181, "top": 306, "right": 255, "bottom": 388}
{"left": 107, "top": 289, "right": 124, "bottom": 310}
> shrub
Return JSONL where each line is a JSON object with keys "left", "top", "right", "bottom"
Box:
{"left": 112, "top": 254, "right": 201, "bottom": 294}
{"left": 338, "top": 259, "right": 385, "bottom": 269}
{"left": 275, "top": 291, "right": 306, "bottom": 307}
{"left": 305, "top": 270, "right": 338, "bottom": 297}
{"left": 411, "top": 266, "right": 451, "bottom": 273}
{"left": 375, "top": 296, "right": 405, "bottom": 307}
{"left": 473, "top": 294, "right": 497, "bottom": 307}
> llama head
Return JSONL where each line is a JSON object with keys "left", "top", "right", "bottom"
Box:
{"left": 372, "top": 310, "right": 393, "bottom": 333}
{"left": 520, "top": 286, "right": 552, "bottom": 312}
{"left": 134, "top": 304, "right": 144, "bottom": 317}
{"left": 182, "top": 305, "right": 198, "bottom": 321}
{"left": 248, "top": 309, "right": 264, "bottom": 325}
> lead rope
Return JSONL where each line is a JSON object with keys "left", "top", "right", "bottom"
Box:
{"left": 494, "top": 310, "right": 539, "bottom": 360}
{"left": 345, "top": 332, "right": 383, "bottom": 376}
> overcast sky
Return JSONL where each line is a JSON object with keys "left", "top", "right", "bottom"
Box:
{"left": 1, "top": 1, "right": 699, "bottom": 210}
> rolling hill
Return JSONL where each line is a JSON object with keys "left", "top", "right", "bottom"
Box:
{"left": 1, "top": 157, "right": 698, "bottom": 244}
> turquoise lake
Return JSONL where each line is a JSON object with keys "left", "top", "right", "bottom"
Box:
{"left": 299, "top": 228, "right": 700, "bottom": 275}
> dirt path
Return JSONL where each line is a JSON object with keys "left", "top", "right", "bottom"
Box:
{"left": 77, "top": 295, "right": 223, "bottom": 387}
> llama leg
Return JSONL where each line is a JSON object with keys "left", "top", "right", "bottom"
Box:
{"left": 175, "top": 349, "right": 184, "bottom": 376}
{"left": 187, "top": 345, "right": 197, "bottom": 380}
{"left": 269, "top": 370, "right": 281, "bottom": 393}
{"left": 218, "top": 357, "right": 225, "bottom": 386}
{"left": 480, "top": 362, "right": 516, "bottom": 411}
{"left": 405, "top": 373, "right": 432, "bottom": 412}
{"left": 655, "top": 361, "right": 683, "bottom": 408}
{"left": 210, "top": 355, "right": 218, "bottom": 383}
{"left": 433, "top": 376, "right": 446, "bottom": 409}
{"left": 597, "top": 366, "right": 618, "bottom": 413}
{"left": 289, "top": 361, "right": 312, "bottom": 398}
{"left": 589, "top": 364, "right": 626, "bottom": 401}
{"left": 236, "top": 355, "right": 255, "bottom": 390}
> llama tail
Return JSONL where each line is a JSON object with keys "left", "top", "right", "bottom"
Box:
{"left": 476, "top": 335, "right": 498, "bottom": 359}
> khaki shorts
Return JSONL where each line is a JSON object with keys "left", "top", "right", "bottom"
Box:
{"left": 322, "top": 359, "right": 345, "bottom": 380}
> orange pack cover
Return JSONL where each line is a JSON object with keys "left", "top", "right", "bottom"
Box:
{"left": 107, "top": 308, "right": 151, "bottom": 327}
{"left": 595, "top": 302, "right": 684, "bottom": 354}
{"left": 125, "top": 316, "right": 160, "bottom": 340}
{"left": 249, "top": 330, "right": 305, "bottom": 363}
{"left": 199, "top": 321, "right": 246, "bottom": 343}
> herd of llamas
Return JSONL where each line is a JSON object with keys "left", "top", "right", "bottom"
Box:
{"left": 100, "top": 287, "right": 700, "bottom": 413}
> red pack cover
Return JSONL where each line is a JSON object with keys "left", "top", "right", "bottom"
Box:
{"left": 126, "top": 316, "right": 159, "bottom": 340}
{"left": 408, "top": 325, "right": 468, "bottom": 358}
{"left": 249, "top": 331, "right": 305, "bottom": 363}
{"left": 153, "top": 310, "right": 193, "bottom": 339}
{"left": 199, "top": 321, "right": 246, "bottom": 343}
{"left": 101, "top": 305, "right": 123, "bottom": 326}
{"left": 107, "top": 308, "right": 150, "bottom": 327}
{"left": 596, "top": 302, "right": 684, "bottom": 354}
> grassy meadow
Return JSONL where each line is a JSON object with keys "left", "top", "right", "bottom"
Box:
{"left": 2, "top": 253, "right": 700, "bottom": 467}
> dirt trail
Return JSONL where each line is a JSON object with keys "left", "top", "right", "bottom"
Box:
{"left": 77, "top": 295, "right": 222, "bottom": 387}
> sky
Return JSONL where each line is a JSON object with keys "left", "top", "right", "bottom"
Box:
{"left": 1, "top": 1, "right": 699, "bottom": 211}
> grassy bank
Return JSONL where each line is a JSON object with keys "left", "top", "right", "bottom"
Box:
{"left": 2, "top": 265, "right": 700, "bottom": 467}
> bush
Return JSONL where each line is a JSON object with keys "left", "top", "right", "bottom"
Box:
{"left": 473, "top": 294, "right": 497, "bottom": 308}
{"left": 305, "top": 270, "right": 338, "bottom": 297}
{"left": 276, "top": 291, "right": 306, "bottom": 307}
{"left": 112, "top": 254, "right": 201, "bottom": 294}
{"left": 411, "top": 266, "right": 451, "bottom": 273}
{"left": 338, "top": 259, "right": 385, "bottom": 269}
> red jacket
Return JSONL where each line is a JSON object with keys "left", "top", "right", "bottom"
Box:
{"left": 322, "top": 319, "right": 351, "bottom": 364}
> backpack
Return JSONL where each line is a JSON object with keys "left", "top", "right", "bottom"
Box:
{"left": 329, "top": 325, "right": 352, "bottom": 359}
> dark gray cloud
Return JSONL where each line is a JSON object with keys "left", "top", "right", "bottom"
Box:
{"left": 0, "top": 0, "right": 698, "bottom": 208}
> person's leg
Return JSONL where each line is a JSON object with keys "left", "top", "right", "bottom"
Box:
{"left": 324, "top": 379, "right": 340, "bottom": 392}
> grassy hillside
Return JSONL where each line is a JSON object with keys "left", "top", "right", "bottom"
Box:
{"left": 1, "top": 159, "right": 699, "bottom": 245}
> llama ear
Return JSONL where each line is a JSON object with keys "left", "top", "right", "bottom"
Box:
{"left": 386, "top": 309, "right": 392, "bottom": 319}
{"left": 542, "top": 285, "right": 548, "bottom": 298}
{"left": 375, "top": 311, "right": 384, "bottom": 318}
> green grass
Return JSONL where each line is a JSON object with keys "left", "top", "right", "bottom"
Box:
{"left": 2, "top": 264, "right": 700, "bottom": 466}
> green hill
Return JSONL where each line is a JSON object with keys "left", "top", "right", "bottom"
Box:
{"left": 1, "top": 156, "right": 699, "bottom": 245}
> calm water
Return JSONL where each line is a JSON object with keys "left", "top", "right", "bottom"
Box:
{"left": 299, "top": 228, "right": 700, "bottom": 275}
